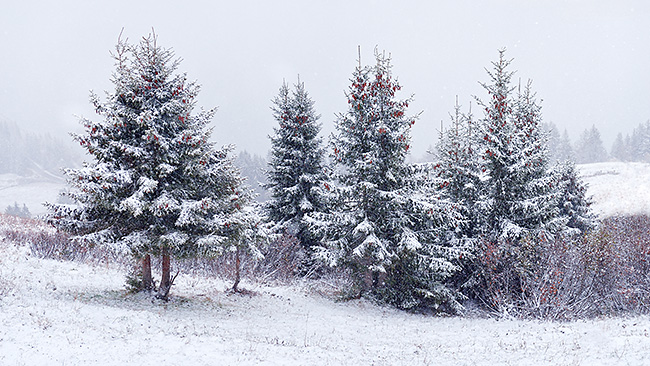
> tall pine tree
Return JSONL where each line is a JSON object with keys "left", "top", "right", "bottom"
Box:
{"left": 476, "top": 50, "right": 557, "bottom": 241}
{"left": 313, "top": 50, "right": 464, "bottom": 311}
{"left": 265, "top": 79, "right": 327, "bottom": 253}
{"left": 47, "top": 32, "right": 248, "bottom": 300}
{"left": 436, "top": 97, "right": 481, "bottom": 238}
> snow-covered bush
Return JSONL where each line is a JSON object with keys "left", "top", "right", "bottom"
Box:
{"left": 585, "top": 215, "right": 650, "bottom": 314}
{"left": 254, "top": 233, "right": 306, "bottom": 282}
{"left": 0, "top": 215, "right": 105, "bottom": 263}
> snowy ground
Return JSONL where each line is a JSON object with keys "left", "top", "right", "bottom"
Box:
{"left": 579, "top": 162, "right": 650, "bottom": 218}
{"left": 1, "top": 239, "right": 650, "bottom": 365}
{"left": 1, "top": 161, "right": 650, "bottom": 365}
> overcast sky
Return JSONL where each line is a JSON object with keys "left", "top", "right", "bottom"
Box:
{"left": 1, "top": 1, "right": 649, "bottom": 158}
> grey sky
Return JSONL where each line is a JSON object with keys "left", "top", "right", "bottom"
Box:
{"left": 1, "top": 1, "right": 648, "bottom": 158}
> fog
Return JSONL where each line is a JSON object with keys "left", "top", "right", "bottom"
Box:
{"left": 1, "top": 1, "right": 649, "bottom": 158}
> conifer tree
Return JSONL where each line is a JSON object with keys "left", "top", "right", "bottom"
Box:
{"left": 47, "top": 32, "right": 248, "bottom": 300}
{"left": 550, "top": 160, "right": 596, "bottom": 235}
{"left": 575, "top": 125, "right": 608, "bottom": 163}
{"left": 543, "top": 122, "right": 561, "bottom": 163}
{"left": 476, "top": 50, "right": 557, "bottom": 241}
{"left": 611, "top": 133, "right": 627, "bottom": 161}
{"left": 556, "top": 129, "right": 575, "bottom": 162}
{"left": 436, "top": 98, "right": 481, "bottom": 238}
{"left": 465, "top": 50, "right": 573, "bottom": 307}
{"left": 510, "top": 80, "right": 559, "bottom": 233}
{"left": 265, "top": 79, "right": 326, "bottom": 252}
{"left": 313, "top": 50, "right": 464, "bottom": 311}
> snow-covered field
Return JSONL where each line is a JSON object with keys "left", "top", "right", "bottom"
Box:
{"left": 579, "top": 162, "right": 650, "bottom": 218}
{"left": 1, "top": 161, "right": 650, "bottom": 365}
{"left": 1, "top": 241, "right": 650, "bottom": 365}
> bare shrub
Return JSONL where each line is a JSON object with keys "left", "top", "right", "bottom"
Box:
{"left": 172, "top": 233, "right": 307, "bottom": 287}
{"left": 586, "top": 215, "right": 650, "bottom": 314}
{"left": 471, "top": 237, "right": 532, "bottom": 317}
{"left": 253, "top": 234, "right": 306, "bottom": 283}
{"left": 0, "top": 214, "right": 122, "bottom": 265}
{"left": 518, "top": 234, "right": 599, "bottom": 320}
{"left": 474, "top": 215, "right": 650, "bottom": 319}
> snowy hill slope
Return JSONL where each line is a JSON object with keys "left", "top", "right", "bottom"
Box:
{"left": 579, "top": 161, "right": 650, "bottom": 218}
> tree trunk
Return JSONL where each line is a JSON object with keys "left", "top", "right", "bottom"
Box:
{"left": 142, "top": 254, "right": 154, "bottom": 291}
{"left": 157, "top": 247, "right": 172, "bottom": 300}
{"left": 232, "top": 246, "right": 241, "bottom": 293}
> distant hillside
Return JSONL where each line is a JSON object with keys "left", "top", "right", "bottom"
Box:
{"left": 0, "top": 120, "right": 81, "bottom": 181}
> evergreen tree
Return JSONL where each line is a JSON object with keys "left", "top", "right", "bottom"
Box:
{"left": 510, "top": 80, "right": 559, "bottom": 233}
{"left": 476, "top": 50, "right": 557, "bottom": 241}
{"left": 611, "top": 132, "right": 627, "bottom": 161}
{"left": 46, "top": 32, "right": 249, "bottom": 300}
{"left": 436, "top": 97, "right": 481, "bottom": 238}
{"left": 556, "top": 129, "right": 574, "bottom": 162}
{"left": 265, "top": 79, "right": 327, "bottom": 252}
{"left": 639, "top": 121, "right": 650, "bottom": 162}
{"left": 628, "top": 121, "right": 650, "bottom": 162}
{"left": 550, "top": 160, "right": 596, "bottom": 235}
{"left": 629, "top": 127, "right": 642, "bottom": 161}
{"left": 575, "top": 125, "right": 608, "bottom": 164}
{"left": 313, "top": 51, "right": 464, "bottom": 311}
{"left": 463, "top": 50, "right": 565, "bottom": 306}
{"left": 543, "top": 122, "right": 561, "bottom": 163}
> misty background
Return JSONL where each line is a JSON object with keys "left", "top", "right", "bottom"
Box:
{"left": 0, "top": 1, "right": 649, "bottom": 213}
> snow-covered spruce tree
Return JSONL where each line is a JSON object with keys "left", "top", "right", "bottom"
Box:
{"left": 434, "top": 99, "right": 483, "bottom": 293}
{"left": 509, "top": 80, "right": 560, "bottom": 233}
{"left": 611, "top": 133, "right": 627, "bottom": 161}
{"left": 476, "top": 51, "right": 557, "bottom": 241}
{"left": 467, "top": 50, "right": 565, "bottom": 310}
{"left": 313, "top": 51, "right": 465, "bottom": 311}
{"left": 265, "top": 79, "right": 327, "bottom": 254}
{"left": 550, "top": 160, "right": 596, "bottom": 235}
{"left": 436, "top": 98, "right": 481, "bottom": 238}
{"left": 46, "top": 33, "right": 248, "bottom": 300}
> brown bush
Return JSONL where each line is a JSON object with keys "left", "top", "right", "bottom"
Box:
{"left": 474, "top": 215, "right": 650, "bottom": 319}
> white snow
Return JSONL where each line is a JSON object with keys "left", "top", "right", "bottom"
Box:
{"left": 1, "top": 162, "right": 650, "bottom": 364}
{"left": 0, "top": 174, "right": 65, "bottom": 216}
{"left": 579, "top": 161, "right": 650, "bottom": 218}
{"left": 2, "top": 237, "right": 650, "bottom": 365}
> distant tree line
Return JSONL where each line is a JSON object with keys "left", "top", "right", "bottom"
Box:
{"left": 543, "top": 120, "right": 650, "bottom": 165}
{"left": 611, "top": 120, "right": 650, "bottom": 162}
{"left": 237, "top": 118, "right": 648, "bottom": 185}
{"left": 5, "top": 202, "right": 31, "bottom": 218}
{"left": 235, "top": 151, "right": 269, "bottom": 203}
